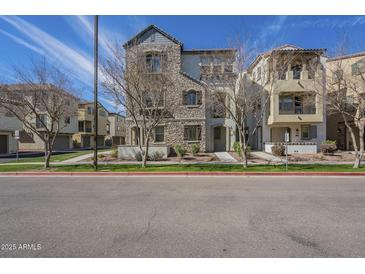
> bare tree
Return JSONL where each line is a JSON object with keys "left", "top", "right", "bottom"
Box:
{"left": 0, "top": 59, "right": 78, "bottom": 168}
{"left": 318, "top": 48, "right": 365, "bottom": 168}
{"left": 101, "top": 42, "right": 176, "bottom": 168}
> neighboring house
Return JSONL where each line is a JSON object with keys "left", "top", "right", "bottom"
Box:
{"left": 326, "top": 52, "right": 365, "bottom": 150}
{"left": 123, "top": 24, "right": 237, "bottom": 153}
{"left": 0, "top": 107, "right": 22, "bottom": 154}
{"left": 73, "top": 102, "right": 109, "bottom": 148}
{"left": 247, "top": 45, "right": 327, "bottom": 153}
{"left": 106, "top": 113, "right": 126, "bottom": 147}
{"left": 4, "top": 84, "right": 79, "bottom": 151}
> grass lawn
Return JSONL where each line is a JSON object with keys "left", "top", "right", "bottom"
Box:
{"left": 0, "top": 163, "right": 365, "bottom": 173}
{"left": 4, "top": 149, "right": 111, "bottom": 163}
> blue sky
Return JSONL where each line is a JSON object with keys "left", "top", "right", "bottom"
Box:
{"left": 0, "top": 15, "right": 364, "bottom": 111}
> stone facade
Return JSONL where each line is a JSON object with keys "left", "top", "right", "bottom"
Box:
{"left": 124, "top": 27, "right": 209, "bottom": 153}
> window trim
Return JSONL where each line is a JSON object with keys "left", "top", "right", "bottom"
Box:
{"left": 154, "top": 126, "right": 165, "bottom": 143}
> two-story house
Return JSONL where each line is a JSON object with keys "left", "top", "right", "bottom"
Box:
{"left": 122, "top": 25, "right": 237, "bottom": 154}
{"left": 73, "top": 102, "right": 109, "bottom": 148}
{"left": 106, "top": 113, "right": 126, "bottom": 147}
{"left": 247, "top": 45, "right": 327, "bottom": 153}
{"left": 0, "top": 106, "right": 22, "bottom": 154}
{"left": 326, "top": 52, "right": 365, "bottom": 150}
{"left": 3, "top": 84, "right": 79, "bottom": 151}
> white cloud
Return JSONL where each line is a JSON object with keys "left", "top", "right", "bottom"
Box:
{"left": 0, "top": 28, "right": 45, "bottom": 55}
{"left": 0, "top": 16, "right": 94, "bottom": 89}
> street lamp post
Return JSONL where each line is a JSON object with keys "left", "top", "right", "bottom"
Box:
{"left": 93, "top": 15, "right": 99, "bottom": 170}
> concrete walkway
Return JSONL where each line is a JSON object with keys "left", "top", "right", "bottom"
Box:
{"left": 61, "top": 150, "right": 113, "bottom": 164}
{"left": 251, "top": 151, "right": 284, "bottom": 163}
{"left": 214, "top": 152, "right": 237, "bottom": 163}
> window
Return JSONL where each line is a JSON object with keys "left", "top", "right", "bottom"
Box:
{"left": 85, "top": 121, "right": 92, "bottom": 132}
{"left": 87, "top": 107, "right": 93, "bottom": 115}
{"left": 78, "top": 121, "right": 84, "bottom": 132}
{"left": 352, "top": 60, "right": 365, "bottom": 76}
{"left": 36, "top": 114, "right": 47, "bottom": 129}
{"left": 106, "top": 124, "right": 110, "bottom": 134}
{"left": 183, "top": 90, "right": 201, "bottom": 106}
{"left": 301, "top": 125, "right": 317, "bottom": 140}
{"left": 187, "top": 90, "right": 197, "bottom": 105}
{"left": 292, "top": 64, "right": 302, "bottom": 80}
{"left": 154, "top": 126, "right": 165, "bottom": 142}
{"left": 146, "top": 53, "right": 161, "bottom": 73}
{"left": 64, "top": 117, "right": 71, "bottom": 124}
{"left": 279, "top": 95, "right": 294, "bottom": 113}
{"left": 224, "top": 57, "right": 234, "bottom": 73}
{"left": 184, "top": 125, "right": 201, "bottom": 141}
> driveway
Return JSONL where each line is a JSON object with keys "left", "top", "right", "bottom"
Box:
{"left": 0, "top": 176, "right": 365, "bottom": 257}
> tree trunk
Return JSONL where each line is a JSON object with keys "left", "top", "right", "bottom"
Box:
{"left": 239, "top": 127, "right": 247, "bottom": 168}
{"left": 354, "top": 126, "right": 364, "bottom": 168}
{"left": 142, "top": 138, "right": 150, "bottom": 168}
{"left": 44, "top": 141, "right": 52, "bottom": 168}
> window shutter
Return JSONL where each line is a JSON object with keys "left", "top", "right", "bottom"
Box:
{"left": 197, "top": 91, "right": 202, "bottom": 105}
{"left": 310, "top": 125, "right": 317, "bottom": 139}
{"left": 182, "top": 91, "right": 188, "bottom": 105}
{"left": 184, "top": 126, "right": 188, "bottom": 140}
{"left": 197, "top": 125, "right": 202, "bottom": 140}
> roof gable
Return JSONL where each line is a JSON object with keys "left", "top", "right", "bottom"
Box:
{"left": 123, "top": 25, "right": 183, "bottom": 48}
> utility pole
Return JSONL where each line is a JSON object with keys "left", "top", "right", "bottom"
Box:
{"left": 93, "top": 15, "right": 99, "bottom": 170}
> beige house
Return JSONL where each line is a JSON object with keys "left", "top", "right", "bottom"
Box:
{"left": 3, "top": 85, "right": 79, "bottom": 151}
{"left": 0, "top": 107, "right": 22, "bottom": 154}
{"left": 73, "top": 102, "right": 109, "bottom": 148}
{"left": 326, "top": 52, "right": 365, "bottom": 150}
{"left": 247, "top": 45, "right": 327, "bottom": 153}
{"left": 106, "top": 113, "right": 126, "bottom": 147}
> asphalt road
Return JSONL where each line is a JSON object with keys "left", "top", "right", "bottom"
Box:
{"left": 0, "top": 176, "right": 365, "bottom": 258}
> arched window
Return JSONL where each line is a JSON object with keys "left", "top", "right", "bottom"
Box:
{"left": 291, "top": 64, "right": 302, "bottom": 80}
{"left": 145, "top": 52, "right": 161, "bottom": 73}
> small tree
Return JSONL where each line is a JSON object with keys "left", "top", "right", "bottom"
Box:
{"left": 101, "top": 42, "right": 176, "bottom": 168}
{"left": 0, "top": 59, "right": 78, "bottom": 168}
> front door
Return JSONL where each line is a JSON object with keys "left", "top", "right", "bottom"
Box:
{"left": 0, "top": 135, "right": 8, "bottom": 154}
{"left": 214, "top": 126, "right": 226, "bottom": 152}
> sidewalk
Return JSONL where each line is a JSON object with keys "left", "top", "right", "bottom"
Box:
{"left": 1, "top": 171, "right": 365, "bottom": 176}
{"left": 61, "top": 150, "right": 113, "bottom": 164}
{"left": 251, "top": 151, "right": 284, "bottom": 163}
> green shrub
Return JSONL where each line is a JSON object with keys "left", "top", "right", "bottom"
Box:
{"left": 271, "top": 145, "right": 285, "bottom": 156}
{"left": 191, "top": 144, "right": 200, "bottom": 156}
{"left": 149, "top": 151, "right": 164, "bottom": 161}
{"left": 233, "top": 142, "right": 242, "bottom": 156}
{"left": 173, "top": 144, "right": 185, "bottom": 158}
{"left": 110, "top": 149, "right": 118, "bottom": 158}
{"left": 134, "top": 151, "right": 143, "bottom": 161}
{"left": 233, "top": 142, "right": 251, "bottom": 157}
{"left": 320, "top": 140, "right": 337, "bottom": 155}
{"left": 98, "top": 154, "right": 106, "bottom": 159}
{"left": 323, "top": 140, "right": 336, "bottom": 145}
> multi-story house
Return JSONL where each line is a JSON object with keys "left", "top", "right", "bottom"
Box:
{"left": 0, "top": 106, "right": 22, "bottom": 154}
{"left": 106, "top": 113, "right": 126, "bottom": 147}
{"left": 247, "top": 45, "right": 327, "bottom": 153}
{"left": 122, "top": 25, "right": 237, "bottom": 155}
{"left": 73, "top": 102, "right": 109, "bottom": 148}
{"left": 326, "top": 52, "right": 365, "bottom": 150}
{"left": 3, "top": 84, "right": 79, "bottom": 151}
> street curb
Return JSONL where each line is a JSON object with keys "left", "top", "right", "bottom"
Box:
{"left": 1, "top": 172, "right": 365, "bottom": 176}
